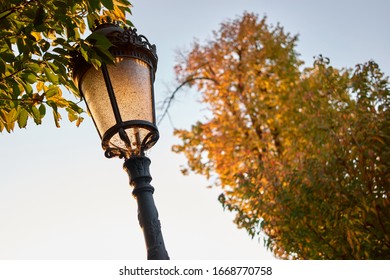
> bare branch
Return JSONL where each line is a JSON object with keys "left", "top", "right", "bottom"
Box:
{"left": 157, "top": 76, "right": 218, "bottom": 125}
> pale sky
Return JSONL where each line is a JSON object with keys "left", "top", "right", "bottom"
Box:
{"left": 0, "top": 0, "right": 389, "bottom": 259}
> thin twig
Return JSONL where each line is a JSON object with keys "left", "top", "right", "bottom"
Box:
{"left": 158, "top": 76, "right": 218, "bottom": 125}
{"left": 0, "top": 68, "right": 27, "bottom": 83}
{"left": 0, "top": 97, "right": 45, "bottom": 105}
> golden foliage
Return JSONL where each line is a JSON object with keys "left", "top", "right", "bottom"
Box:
{"left": 173, "top": 12, "right": 390, "bottom": 259}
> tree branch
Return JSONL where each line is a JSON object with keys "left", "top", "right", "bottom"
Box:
{"left": 0, "top": 68, "right": 27, "bottom": 83}
{"left": 157, "top": 76, "right": 218, "bottom": 125}
{"left": 0, "top": 97, "right": 45, "bottom": 105}
{"left": 0, "top": 0, "right": 39, "bottom": 21}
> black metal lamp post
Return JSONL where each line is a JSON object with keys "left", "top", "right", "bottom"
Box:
{"left": 72, "top": 18, "right": 169, "bottom": 260}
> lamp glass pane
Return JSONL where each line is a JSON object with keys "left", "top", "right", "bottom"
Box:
{"left": 81, "top": 65, "right": 115, "bottom": 138}
{"left": 110, "top": 127, "right": 151, "bottom": 153}
{"left": 112, "top": 57, "right": 153, "bottom": 123}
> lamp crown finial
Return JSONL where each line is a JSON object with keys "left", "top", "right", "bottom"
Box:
{"left": 92, "top": 17, "right": 124, "bottom": 32}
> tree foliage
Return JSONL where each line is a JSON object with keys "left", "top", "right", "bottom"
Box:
{"left": 172, "top": 12, "right": 390, "bottom": 259}
{"left": 0, "top": 0, "right": 132, "bottom": 132}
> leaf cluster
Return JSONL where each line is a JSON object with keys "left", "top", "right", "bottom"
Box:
{"left": 172, "top": 12, "right": 390, "bottom": 259}
{"left": 0, "top": 0, "right": 132, "bottom": 132}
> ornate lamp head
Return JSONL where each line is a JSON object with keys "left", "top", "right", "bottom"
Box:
{"left": 72, "top": 18, "right": 159, "bottom": 158}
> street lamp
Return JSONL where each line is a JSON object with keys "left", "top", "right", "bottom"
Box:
{"left": 72, "top": 18, "right": 169, "bottom": 260}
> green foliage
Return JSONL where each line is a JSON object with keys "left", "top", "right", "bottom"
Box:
{"left": 173, "top": 12, "right": 390, "bottom": 259}
{"left": 0, "top": 0, "right": 132, "bottom": 132}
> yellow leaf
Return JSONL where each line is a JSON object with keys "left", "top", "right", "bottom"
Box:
{"left": 36, "top": 81, "right": 44, "bottom": 92}
{"left": 31, "top": 31, "right": 42, "bottom": 41}
{"left": 47, "top": 29, "right": 56, "bottom": 40}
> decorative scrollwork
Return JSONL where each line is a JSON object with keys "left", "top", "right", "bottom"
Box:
{"left": 109, "top": 28, "right": 157, "bottom": 59}
{"left": 93, "top": 17, "right": 157, "bottom": 66}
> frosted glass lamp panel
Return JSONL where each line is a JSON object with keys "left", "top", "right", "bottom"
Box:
{"left": 109, "top": 133, "right": 127, "bottom": 151}
{"left": 109, "top": 127, "right": 150, "bottom": 153}
{"left": 109, "top": 57, "right": 153, "bottom": 123}
{"left": 81, "top": 67, "right": 115, "bottom": 138}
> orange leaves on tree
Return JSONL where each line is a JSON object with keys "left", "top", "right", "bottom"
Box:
{"left": 171, "top": 12, "right": 390, "bottom": 259}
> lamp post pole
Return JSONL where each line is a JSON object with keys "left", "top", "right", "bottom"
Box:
{"left": 124, "top": 156, "right": 169, "bottom": 260}
{"left": 71, "top": 18, "right": 170, "bottom": 260}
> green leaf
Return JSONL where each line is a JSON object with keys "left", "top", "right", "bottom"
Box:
{"left": 94, "top": 47, "right": 114, "bottom": 64}
{"left": 40, "top": 39, "right": 51, "bottom": 52}
{"left": 0, "top": 10, "right": 10, "bottom": 20}
{"left": 31, "top": 106, "right": 41, "bottom": 124}
{"left": 18, "top": 108, "right": 29, "bottom": 128}
{"left": 20, "top": 80, "right": 33, "bottom": 95}
{"left": 66, "top": 108, "right": 78, "bottom": 122}
{"left": 12, "top": 82, "right": 21, "bottom": 97}
{"left": 16, "top": 37, "right": 26, "bottom": 54}
{"left": 8, "top": 108, "right": 18, "bottom": 123}
{"left": 21, "top": 72, "right": 37, "bottom": 84}
{"left": 52, "top": 61, "right": 67, "bottom": 77}
{"left": 48, "top": 62, "right": 59, "bottom": 73}
{"left": 0, "top": 59, "right": 5, "bottom": 74}
{"left": 33, "top": 5, "right": 46, "bottom": 26}
{"left": 90, "top": 58, "right": 101, "bottom": 70}
{"left": 45, "top": 87, "right": 59, "bottom": 98}
{"left": 88, "top": 0, "right": 101, "bottom": 11}
{"left": 52, "top": 110, "right": 61, "bottom": 128}
{"left": 101, "top": 0, "right": 114, "bottom": 10}
{"left": 72, "top": 28, "right": 80, "bottom": 40}
{"left": 39, "top": 104, "right": 46, "bottom": 117}
{"left": 53, "top": 1, "right": 68, "bottom": 12}
{"left": 1, "top": 52, "right": 16, "bottom": 63}
{"left": 68, "top": 101, "right": 84, "bottom": 114}
{"left": 52, "top": 47, "right": 68, "bottom": 55}
{"left": 80, "top": 44, "right": 89, "bottom": 62}
{"left": 47, "top": 99, "right": 57, "bottom": 109}
{"left": 44, "top": 67, "right": 58, "bottom": 84}
{"left": 27, "top": 62, "right": 41, "bottom": 72}
{"left": 87, "top": 32, "right": 114, "bottom": 50}
{"left": 53, "top": 38, "right": 66, "bottom": 46}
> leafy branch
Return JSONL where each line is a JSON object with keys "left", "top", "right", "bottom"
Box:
{"left": 0, "top": 0, "right": 39, "bottom": 21}
{"left": 0, "top": 0, "right": 132, "bottom": 133}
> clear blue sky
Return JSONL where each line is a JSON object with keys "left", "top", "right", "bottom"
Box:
{"left": 0, "top": 0, "right": 389, "bottom": 259}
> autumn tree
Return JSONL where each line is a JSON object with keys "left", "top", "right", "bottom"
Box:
{"left": 171, "top": 12, "right": 390, "bottom": 259}
{"left": 0, "top": 0, "right": 132, "bottom": 132}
